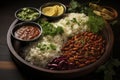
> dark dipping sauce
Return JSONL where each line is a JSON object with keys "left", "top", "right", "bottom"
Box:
{"left": 14, "top": 25, "right": 40, "bottom": 40}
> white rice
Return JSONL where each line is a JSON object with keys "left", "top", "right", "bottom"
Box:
{"left": 25, "top": 35, "right": 64, "bottom": 67}
{"left": 53, "top": 13, "right": 89, "bottom": 37}
{"left": 25, "top": 13, "right": 89, "bottom": 67}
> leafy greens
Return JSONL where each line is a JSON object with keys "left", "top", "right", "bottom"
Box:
{"left": 37, "top": 20, "right": 64, "bottom": 36}
{"left": 68, "top": 0, "right": 105, "bottom": 33}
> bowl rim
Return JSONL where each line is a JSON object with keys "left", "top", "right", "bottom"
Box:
{"left": 10, "top": 21, "right": 42, "bottom": 42}
{"left": 39, "top": 2, "right": 66, "bottom": 18}
{"left": 15, "top": 7, "right": 41, "bottom": 22}
{"left": 101, "top": 6, "right": 118, "bottom": 21}
{"left": 7, "top": 19, "right": 114, "bottom": 74}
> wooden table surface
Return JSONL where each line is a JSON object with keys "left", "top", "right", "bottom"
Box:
{"left": 0, "top": 0, "right": 120, "bottom": 80}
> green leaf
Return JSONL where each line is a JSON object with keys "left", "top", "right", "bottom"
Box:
{"left": 104, "top": 70, "right": 113, "bottom": 80}
{"left": 96, "top": 58, "right": 120, "bottom": 80}
{"left": 96, "top": 65, "right": 106, "bottom": 72}
{"left": 109, "top": 69, "right": 116, "bottom": 76}
{"left": 70, "top": 0, "right": 79, "bottom": 9}
{"left": 104, "top": 68, "right": 116, "bottom": 80}
{"left": 37, "top": 20, "right": 64, "bottom": 36}
{"left": 71, "top": 18, "right": 80, "bottom": 25}
{"left": 87, "top": 15, "right": 105, "bottom": 33}
{"left": 50, "top": 44, "right": 56, "bottom": 50}
{"left": 111, "top": 59, "right": 120, "bottom": 67}
{"left": 68, "top": 0, "right": 81, "bottom": 12}
{"left": 56, "top": 26, "right": 64, "bottom": 34}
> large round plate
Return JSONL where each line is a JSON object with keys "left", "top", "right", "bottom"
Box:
{"left": 7, "top": 18, "right": 114, "bottom": 78}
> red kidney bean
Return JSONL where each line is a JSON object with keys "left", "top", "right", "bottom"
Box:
{"left": 61, "top": 32, "right": 106, "bottom": 68}
{"left": 46, "top": 56, "right": 76, "bottom": 70}
{"left": 46, "top": 32, "right": 106, "bottom": 70}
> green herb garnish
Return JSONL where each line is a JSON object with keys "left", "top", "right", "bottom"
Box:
{"left": 66, "top": 21, "right": 70, "bottom": 25}
{"left": 37, "top": 43, "right": 56, "bottom": 51}
{"left": 38, "top": 20, "right": 64, "bottom": 36}
{"left": 37, "top": 43, "right": 48, "bottom": 51}
{"left": 87, "top": 15, "right": 105, "bottom": 33}
{"left": 96, "top": 58, "right": 120, "bottom": 80}
{"left": 17, "top": 8, "right": 39, "bottom": 21}
{"left": 50, "top": 44, "right": 56, "bottom": 50}
{"left": 71, "top": 18, "right": 80, "bottom": 26}
{"left": 56, "top": 26, "right": 64, "bottom": 34}
{"left": 68, "top": 0, "right": 81, "bottom": 12}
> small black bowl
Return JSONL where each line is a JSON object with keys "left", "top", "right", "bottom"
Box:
{"left": 11, "top": 22, "right": 42, "bottom": 42}
{"left": 40, "top": 2, "right": 66, "bottom": 19}
{"left": 15, "top": 7, "right": 41, "bottom": 22}
{"left": 102, "top": 6, "right": 118, "bottom": 21}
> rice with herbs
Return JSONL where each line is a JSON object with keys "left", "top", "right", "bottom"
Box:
{"left": 25, "top": 13, "right": 89, "bottom": 68}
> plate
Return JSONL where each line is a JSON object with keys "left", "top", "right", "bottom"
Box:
{"left": 7, "top": 0, "right": 114, "bottom": 78}
{"left": 7, "top": 18, "right": 114, "bottom": 78}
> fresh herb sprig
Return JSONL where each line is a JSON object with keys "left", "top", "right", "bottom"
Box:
{"left": 17, "top": 8, "right": 39, "bottom": 21}
{"left": 37, "top": 43, "right": 56, "bottom": 51}
{"left": 87, "top": 15, "right": 105, "bottom": 33}
{"left": 96, "top": 58, "right": 120, "bottom": 80}
{"left": 37, "top": 20, "right": 64, "bottom": 36}
{"left": 68, "top": 0, "right": 93, "bottom": 14}
{"left": 68, "top": 0, "right": 105, "bottom": 33}
{"left": 68, "top": 0, "right": 81, "bottom": 13}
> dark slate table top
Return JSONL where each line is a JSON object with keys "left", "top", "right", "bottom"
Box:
{"left": 0, "top": 0, "right": 120, "bottom": 80}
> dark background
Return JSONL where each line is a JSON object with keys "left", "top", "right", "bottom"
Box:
{"left": 0, "top": 0, "right": 120, "bottom": 80}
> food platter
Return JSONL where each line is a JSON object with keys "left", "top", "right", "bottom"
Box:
{"left": 7, "top": 0, "right": 114, "bottom": 78}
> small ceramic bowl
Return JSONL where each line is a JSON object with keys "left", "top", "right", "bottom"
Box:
{"left": 11, "top": 22, "right": 42, "bottom": 42}
{"left": 102, "top": 6, "right": 118, "bottom": 21}
{"left": 15, "top": 7, "right": 41, "bottom": 22}
{"left": 40, "top": 2, "right": 66, "bottom": 19}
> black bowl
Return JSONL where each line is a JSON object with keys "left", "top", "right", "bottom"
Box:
{"left": 7, "top": 19, "right": 114, "bottom": 78}
{"left": 40, "top": 2, "right": 66, "bottom": 19}
{"left": 15, "top": 7, "right": 41, "bottom": 22}
{"left": 102, "top": 6, "right": 118, "bottom": 21}
{"left": 11, "top": 22, "right": 42, "bottom": 42}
